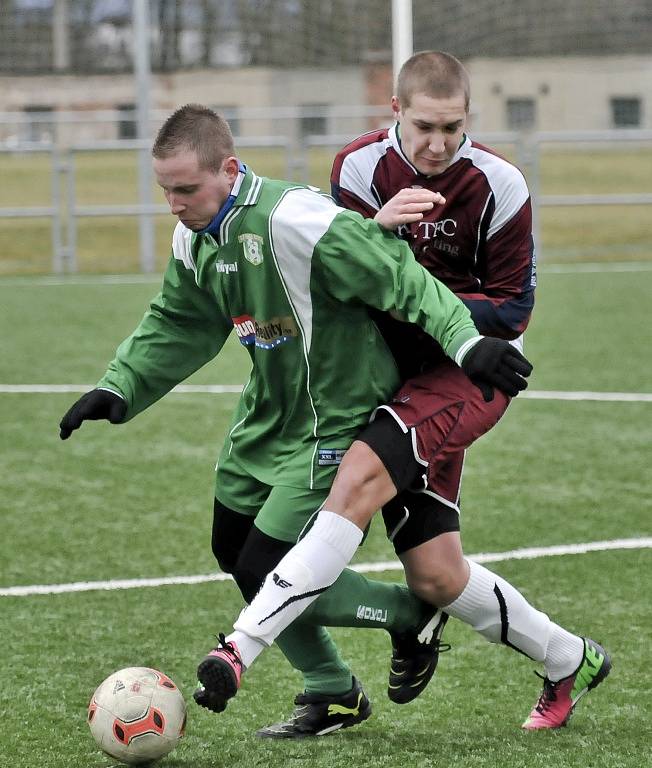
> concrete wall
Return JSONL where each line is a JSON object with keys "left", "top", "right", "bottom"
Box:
{"left": 0, "top": 55, "right": 650, "bottom": 145}
{"left": 0, "top": 66, "right": 370, "bottom": 145}
{"left": 467, "top": 55, "right": 652, "bottom": 131}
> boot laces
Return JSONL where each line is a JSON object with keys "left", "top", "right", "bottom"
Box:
{"left": 393, "top": 639, "right": 452, "bottom": 661}
{"left": 215, "top": 632, "right": 242, "bottom": 668}
{"left": 533, "top": 671, "right": 559, "bottom": 714}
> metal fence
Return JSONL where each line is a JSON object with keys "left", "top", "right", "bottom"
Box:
{"left": 1, "top": 128, "right": 651, "bottom": 273}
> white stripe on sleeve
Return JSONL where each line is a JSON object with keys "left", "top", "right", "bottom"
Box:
{"left": 269, "top": 188, "right": 339, "bottom": 352}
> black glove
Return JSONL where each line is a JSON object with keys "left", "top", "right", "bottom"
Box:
{"left": 59, "top": 389, "right": 127, "bottom": 440}
{"left": 460, "top": 337, "right": 533, "bottom": 402}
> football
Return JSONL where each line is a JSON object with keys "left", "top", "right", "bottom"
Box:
{"left": 88, "top": 667, "right": 186, "bottom": 765}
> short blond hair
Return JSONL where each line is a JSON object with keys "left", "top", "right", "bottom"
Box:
{"left": 397, "top": 51, "right": 470, "bottom": 111}
{"left": 152, "top": 104, "right": 235, "bottom": 173}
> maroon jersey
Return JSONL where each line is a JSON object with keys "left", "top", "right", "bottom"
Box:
{"left": 331, "top": 125, "right": 536, "bottom": 377}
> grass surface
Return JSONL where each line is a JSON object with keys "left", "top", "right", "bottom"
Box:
{"left": 1, "top": 266, "right": 651, "bottom": 766}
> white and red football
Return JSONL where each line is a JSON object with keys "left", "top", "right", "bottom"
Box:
{"left": 88, "top": 667, "right": 186, "bottom": 765}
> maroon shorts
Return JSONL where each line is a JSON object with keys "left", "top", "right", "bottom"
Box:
{"left": 373, "top": 357, "right": 509, "bottom": 510}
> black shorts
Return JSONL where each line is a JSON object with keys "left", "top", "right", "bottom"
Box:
{"left": 357, "top": 414, "right": 460, "bottom": 555}
{"left": 381, "top": 490, "right": 461, "bottom": 555}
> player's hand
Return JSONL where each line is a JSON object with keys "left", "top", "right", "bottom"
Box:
{"left": 59, "top": 389, "right": 127, "bottom": 440}
{"left": 374, "top": 188, "right": 446, "bottom": 230}
{"left": 460, "top": 337, "right": 533, "bottom": 402}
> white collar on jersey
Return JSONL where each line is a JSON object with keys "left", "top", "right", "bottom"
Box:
{"left": 390, "top": 123, "right": 471, "bottom": 178}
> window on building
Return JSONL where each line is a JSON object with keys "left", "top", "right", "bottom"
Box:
{"left": 117, "top": 104, "right": 137, "bottom": 139}
{"left": 23, "top": 105, "right": 54, "bottom": 142}
{"left": 506, "top": 98, "right": 536, "bottom": 131}
{"left": 300, "top": 105, "right": 328, "bottom": 140}
{"left": 610, "top": 97, "right": 641, "bottom": 128}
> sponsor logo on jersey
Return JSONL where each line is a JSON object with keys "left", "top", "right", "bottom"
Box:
{"left": 430, "top": 238, "right": 460, "bottom": 256}
{"left": 232, "top": 314, "right": 298, "bottom": 349}
{"left": 238, "top": 233, "right": 264, "bottom": 265}
{"left": 397, "top": 218, "right": 457, "bottom": 239}
{"left": 232, "top": 314, "right": 256, "bottom": 345}
{"left": 215, "top": 259, "right": 238, "bottom": 274}
{"left": 356, "top": 605, "right": 388, "bottom": 623}
{"left": 398, "top": 218, "right": 460, "bottom": 257}
{"left": 317, "top": 448, "right": 347, "bottom": 466}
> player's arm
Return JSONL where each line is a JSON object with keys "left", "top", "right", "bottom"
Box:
{"left": 269, "top": 188, "right": 531, "bottom": 398}
{"left": 315, "top": 208, "right": 473, "bottom": 357}
{"left": 458, "top": 188, "right": 536, "bottom": 340}
{"left": 315, "top": 207, "right": 532, "bottom": 395}
{"left": 59, "top": 250, "right": 231, "bottom": 439}
{"left": 98, "top": 254, "right": 232, "bottom": 418}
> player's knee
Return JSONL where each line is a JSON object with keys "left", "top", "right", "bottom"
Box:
{"left": 406, "top": 562, "right": 468, "bottom": 606}
{"left": 406, "top": 572, "right": 456, "bottom": 606}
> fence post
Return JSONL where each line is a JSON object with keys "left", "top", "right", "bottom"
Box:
{"left": 517, "top": 132, "right": 541, "bottom": 259}
{"left": 65, "top": 149, "right": 77, "bottom": 273}
{"left": 50, "top": 144, "right": 64, "bottom": 274}
{"left": 134, "top": 0, "right": 155, "bottom": 273}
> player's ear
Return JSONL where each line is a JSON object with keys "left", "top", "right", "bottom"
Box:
{"left": 222, "top": 156, "right": 240, "bottom": 182}
{"left": 391, "top": 95, "right": 402, "bottom": 118}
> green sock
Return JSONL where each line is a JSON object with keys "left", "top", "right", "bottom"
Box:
{"left": 301, "top": 567, "right": 431, "bottom": 632}
{"left": 270, "top": 570, "right": 430, "bottom": 697}
{"left": 275, "top": 623, "right": 353, "bottom": 695}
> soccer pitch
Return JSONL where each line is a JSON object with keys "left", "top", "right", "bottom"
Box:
{"left": 1, "top": 266, "right": 651, "bottom": 767}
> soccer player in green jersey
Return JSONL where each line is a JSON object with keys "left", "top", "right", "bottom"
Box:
{"left": 59, "top": 104, "right": 532, "bottom": 737}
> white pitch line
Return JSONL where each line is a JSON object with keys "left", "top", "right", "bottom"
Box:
{"left": 519, "top": 390, "right": 652, "bottom": 403}
{"left": 0, "top": 384, "right": 244, "bottom": 394}
{"left": 0, "top": 262, "right": 651, "bottom": 287}
{"left": 2, "top": 537, "right": 650, "bottom": 597}
{"left": 1, "top": 384, "right": 651, "bottom": 402}
{"left": 541, "top": 261, "right": 652, "bottom": 274}
{"left": 0, "top": 274, "right": 162, "bottom": 287}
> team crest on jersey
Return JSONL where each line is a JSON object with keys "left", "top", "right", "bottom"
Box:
{"left": 238, "top": 233, "right": 264, "bottom": 265}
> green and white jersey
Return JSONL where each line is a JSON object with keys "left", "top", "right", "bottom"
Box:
{"left": 98, "top": 167, "right": 479, "bottom": 488}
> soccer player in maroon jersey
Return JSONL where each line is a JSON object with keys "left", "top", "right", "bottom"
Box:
{"left": 325, "top": 50, "right": 609, "bottom": 730}
{"left": 199, "top": 52, "right": 610, "bottom": 735}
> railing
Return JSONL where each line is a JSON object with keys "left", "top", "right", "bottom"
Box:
{"left": 1, "top": 129, "right": 651, "bottom": 273}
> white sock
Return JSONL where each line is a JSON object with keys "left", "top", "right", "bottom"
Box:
{"left": 231, "top": 510, "right": 363, "bottom": 666}
{"left": 443, "top": 559, "right": 583, "bottom": 677}
{"left": 224, "top": 631, "right": 264, "bottom": 670}
{"left": 544, "top": 625, "right": 585, "bottom": 681}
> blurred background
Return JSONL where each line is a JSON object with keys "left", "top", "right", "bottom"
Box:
{"left": 1, "top": 0, "right": 651, "bottom": 274}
